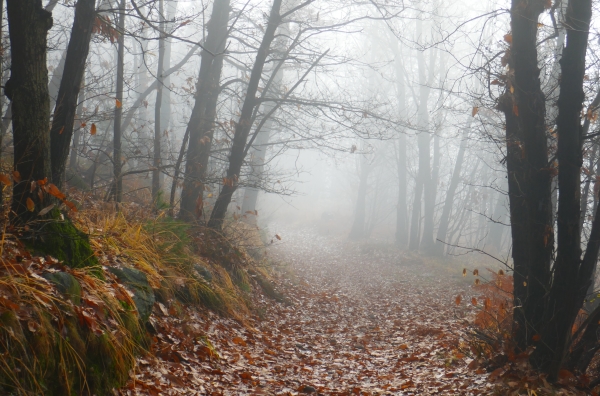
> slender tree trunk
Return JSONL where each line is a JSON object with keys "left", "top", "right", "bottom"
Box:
{"left": 208, "top": 0, "right": 284, "bottom": 230}
{"left": 436, "top": 120, "right": 471, "bottom": 255}
{"left": 178, "top": 0, "right": 230, "bottom": 221}
{"left": 49, "top": 0, "right": 95, "bottom": 188}
{"left": 348, "top": 154, "right": 371, "bottom": 240}
{"left": 241, "top": 6, "right": 292, "bottom": 217}
{"left": 152, "top": 0, "right": 165, "bottom": 203}
{"left": 113, "top": 0, "right": 125, "bottom": 203}
{"left": 396, "top": 132, "right": 408, "bottom": 246}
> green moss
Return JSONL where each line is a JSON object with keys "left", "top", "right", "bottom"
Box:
{"left": 34, "top": 215, "right": 97, "bottom": 269}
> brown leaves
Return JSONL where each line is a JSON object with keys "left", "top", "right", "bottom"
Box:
{"left": 472, "top": 107, "right": 479, "bottom": 117}
{"left": 90, "top": 123, "right": 97, "bottom": 135}
{"left": 455, "top": 295, "right": 462, "bottom": 305}
{"left": 503, "top": 33, "right": 512, "bottom": 44}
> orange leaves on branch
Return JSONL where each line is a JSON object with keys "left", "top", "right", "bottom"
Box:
{"left": 471, "top": 107, "right": 479, "bottom": 117}
{"left": 90, "top": 123, "right": 97, "bottom": 135}
{"left": 12, "top": 171, "right": 20, "bottom": 183}
{"left": 64, "top": 200, "right": 78, "bottom": 212}
{"left": 26, "top": 198, "right": 35, "bottom": 212}
{"left": 115, "top": 99, "right": 122, "bottom": 109}
{"left": 47, "top": 183, "right": 66, "bottom": 200}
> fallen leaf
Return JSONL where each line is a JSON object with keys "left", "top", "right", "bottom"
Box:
{"left": 38, "top": 204, "right": 55, "bottom": 216}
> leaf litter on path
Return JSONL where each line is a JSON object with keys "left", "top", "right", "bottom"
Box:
{"left": 120, "top": 225, "right": 502, "bottom": 395}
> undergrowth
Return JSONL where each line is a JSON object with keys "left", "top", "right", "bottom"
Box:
{"left": 0, "top": 191, "right": 280, "bottom": 395}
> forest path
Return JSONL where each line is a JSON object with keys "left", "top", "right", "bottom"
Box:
{"left": 122, "top": 225, "right": 490, "bottom": 395}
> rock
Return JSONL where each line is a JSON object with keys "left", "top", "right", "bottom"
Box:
{"left": 109, "top": 267, "right": 155, "bottom": 322}
{"left": 43, "top": 271, "right": 81, "bottom": 304}
{"left": 194, "top": 264, "right": 213, "bottom": 282}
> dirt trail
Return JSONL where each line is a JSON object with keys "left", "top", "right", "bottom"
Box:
{"left": 122, "top": 225, "right": 490, "bottom": 395}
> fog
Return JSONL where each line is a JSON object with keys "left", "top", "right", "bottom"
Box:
{"left": 21, "top": 0, "right": 596, "bottom": 261}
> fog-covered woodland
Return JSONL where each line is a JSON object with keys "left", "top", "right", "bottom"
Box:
{"left": 1, "top": 0, "right": 600, "bottom": 394}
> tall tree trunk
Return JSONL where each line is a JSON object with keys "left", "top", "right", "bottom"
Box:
{"left": 241, "top": 12, "right": 291, "bottom": 217}
{"left": 436, "top": 119, "right": 471, "bottom": 255}
{"left": 348, "top": 154, "right": 371, "bottom": 240}
{"left": 396, "top": 132, "right": 408, "bottom": 246}
{"left": 6, "top": 0, "right": 95, "bottom": 268}
{"left": 152, "top": 0, "right": 165, "bottom": 203}
{"left": 530, "top": 0, "right": 592, "bottom": 378}
{"left": 49, "top": 0, "right": 96, "bottom": 188}
{"left": 178, "top": 0, "right": 230, "bottom": 221}
{"left": 113, "top": 0, "right": 125, "bottom": 203}
{"left": 5, "top": 0, "right": 53, "bottom": 222}
{"left": 207, "top": 0, "right": 283, "bottom": 230}
{"left": 500, "top": 0, "right": 553, "bottom": 352}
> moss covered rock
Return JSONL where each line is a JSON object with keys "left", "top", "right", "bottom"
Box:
{"left": 109, "top": 267, "right": 155, "bottom": 322}
{"left": 33, "top": 216, "right": 97, "bottom": 268}
{"left": 42, "top": 271, "right": 81, "bottom": 304}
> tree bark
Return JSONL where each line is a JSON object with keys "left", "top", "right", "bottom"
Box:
{"left": 112, "top": 0, "right": 125, "bottom": 203}
{"left": 5, "top": 0, "right": 53, "bottom": 222}
{"left": 530, "top": 0, "right": 592, "bottom": 378}
{"left": 49, "top": 0, "right": 95, "bottom": 188}
{"left": 152, "top": 0, "right": 165, "bottom": 203}
{"left": 501, "top": 0, "right": 553, "bottom": 352}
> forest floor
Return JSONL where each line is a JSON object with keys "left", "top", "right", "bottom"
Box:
{"left": 119, "top": 223, "right": 505, "bottom": 395}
